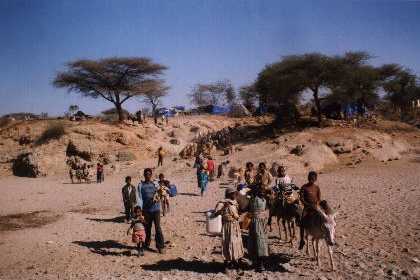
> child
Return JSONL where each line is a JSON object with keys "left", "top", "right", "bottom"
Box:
{"left": 96, "top": 163, "right": 104, "bottom": 183}
{"left": 157, "top": 147, "right": 165, "bottom": 167}
{"left": 122, "top": 176, "right": 137, "bottom": 222}
{"left": 127, "top": 206, "right": 146, "bottom": 256}
{"left": 156, "top": 174, "right": 170, "bottom": 216}
{"left": 214, "top": 187, "right": 244, "bottom": 272}
{"left": 299, "top": 171, "right": 321, "bottom": 250}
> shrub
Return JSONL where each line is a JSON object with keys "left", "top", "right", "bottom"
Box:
{"left": 36, "top": 122, "right": 66, "bottom": 145}
{"left": 66, "top": 141, "right": 92, "bottom": 161}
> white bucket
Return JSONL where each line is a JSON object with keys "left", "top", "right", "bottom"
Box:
{"left": 206, "top": 210, "right": 222, "bottom": 235}
{"left": 237, "top": 188, "right": 250, "bottom": 212}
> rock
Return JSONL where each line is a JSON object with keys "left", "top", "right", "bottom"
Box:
{"left": 117, "top": 151, "right": 136, "bottom": 162}
{"left": 19, "top": 135, "right": 32, "bottom": 145}
{"left": 12, "top": 152, "right": 45, "bottom": 177}
{"left": 0, "top": 154, "right": 12, "bottom": 164}
{"left": 280, "top": 263, "right": 295, "bottom": 272}
{"left": 412, "top": 257, "right": 420, "bottom": 264}
{"left": 290, "top": 145, "right": 304, "bottom": 156}
{"left": 168, "top": 131, "right": 176, "bottom": 138}
{"left": 190, "top": 126, "right": 200, "bottom": 133}
{"left": 317, "top": 276, "right": 328, "bottom": 280}
{"left": 106, "top": 132, "right": 129, "bottom": 145}
{"left": 170, "top": 138, "right": 180, "bottom": 145}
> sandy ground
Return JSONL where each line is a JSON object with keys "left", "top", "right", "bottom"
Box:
{"left": 0, "top": 154, "right": 419, "bottom": 280}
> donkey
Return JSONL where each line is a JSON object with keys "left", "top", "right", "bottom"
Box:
{"left": 303, "top": 201, "right": 338, "bottom": 271}
{"left": 268, "top": 187, "right": 302, "bottom": 246}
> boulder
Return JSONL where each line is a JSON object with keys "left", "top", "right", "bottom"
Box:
{"left": 12, "top": 152, "right": 45, "bottom": 177}
{"left": 326, "top": 138, "right": 353, "bottom": 154}
{"left": 116, "top": 151, "right": 136, "bottom": 162}
{"left": 18, "top": 135, "right": 32, "bottom": 145}
{"left": 290, "top": 145, "right": 304, "bottom": 156}
{"left": 168, "top": 131, "right": 176, "bottom": 138}
{"left": 106, "top": 132, "right": 129, "bottom": 145}
{"left": 170, "top": 138, "right": 181, "bottom": 145}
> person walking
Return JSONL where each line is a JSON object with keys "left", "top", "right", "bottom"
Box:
{"left": 96, "top": 163, "right": 104, "bottom": 183}
{"left": 122, "top": 176, "right": 137, "bottom": 222}
{"left": 194, "top": 153, "right": 209, "bottom": 196}
{"left": 126, "top": 206, "right": 146, "bottom": 256}
{"left": 247, "top": 185, "right": 269, "bottom": 272}
{"left": 207, "top": 156, "right": 215, "bottom": 182}
{"left": 157, "top": 147, "right": 165, "bottom": 167}
{"left": 214, "top": 187, "right": 244, "bottom": 272}
{"left": 137, "top": 168, "right": 165, "bottom": 254}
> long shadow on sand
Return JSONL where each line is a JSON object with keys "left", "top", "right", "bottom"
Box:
{"left": 86, "top": 215, "right": 126, "bottom": 223}
{"left": 178, "top": 192, "right": 201, "bottom": 197}
{"left": 73, "top": 240, "right": 135, "bottom": 256}
{"left": 141, "top": 254, "right": 291, "bottom": 273}
{"left": 142, "top": 258, "right": 225, "bottom": 274}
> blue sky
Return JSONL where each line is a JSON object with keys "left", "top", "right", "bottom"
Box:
{"left": 0, "top": 0, "right": 419, "bottom": 116}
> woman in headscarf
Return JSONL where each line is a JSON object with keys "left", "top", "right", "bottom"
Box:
{"left": 214, "top": 187, "right": 244, "bottom": 272}
{"left": 247, "top": 184, "right": 269, "bottom": 272}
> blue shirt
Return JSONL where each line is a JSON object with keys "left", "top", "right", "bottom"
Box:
{"left": 137, "top": 181, "right": 160, "bottom": 212}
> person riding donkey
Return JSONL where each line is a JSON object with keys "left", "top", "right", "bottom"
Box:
{"left": 298, "top": 171, "right": 321, "bottom": 250}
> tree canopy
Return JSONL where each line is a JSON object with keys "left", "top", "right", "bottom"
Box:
{"left": 190, "top": 80, "right": 236, "bottom": 107}
{"left": 53, "top": 57, "right": 167, "bottom": 122}
{"left": 254, "top": 51, "right": 417, "bottom": 125}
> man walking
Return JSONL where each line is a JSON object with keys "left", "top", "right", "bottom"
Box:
{"left": 137, "top": 168, "right": 165, "bottom": 254}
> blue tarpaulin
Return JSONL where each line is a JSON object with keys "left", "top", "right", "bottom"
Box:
{"left": 211, "top": 105, "right": 230, "bottom": 115}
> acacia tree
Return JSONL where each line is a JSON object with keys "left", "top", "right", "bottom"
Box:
{"left": 255, "top": 62, "right": 304, "bottom": 125}
{"left": 327, "top": 53, "right": 398, "bottom": 107}
{"left": 137, "top": 79, "right": 169, "bottom": 124}
{"left": 190, "top": 80, "right": 236, "bottom": 107}
{"left": 383, "top": 67, "right": 419, "bottom": 119}
{"left": 239, "top": 84, "right": 259, "bottom": 112}
{"left": 68, "top": 105, "right": 79, "bottom": 116}
{"left": 53, "top": 57, "right": 167, "bottom": 122}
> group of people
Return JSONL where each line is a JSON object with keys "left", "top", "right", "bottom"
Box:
{"left": 194, "top": 153, "right": 216, "bottom": 196}
{"left": 122, "top": 169, "right": 173, "bottom": 256}
{"left": 215, "top": 161, "right": 325, "bottom": 272}
{"left": 67, "top": 156, "right": 105, "bottom": 184}
{"left": 115, "top": 154, "right": 328, "bottom": 273}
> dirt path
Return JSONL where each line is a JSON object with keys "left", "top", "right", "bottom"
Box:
{"left": 0, "top": 158, "right": 419, "bottom": 280}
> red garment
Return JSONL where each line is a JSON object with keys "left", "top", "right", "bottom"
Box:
{"left": 97, "top": 165, "right": 103, "bottom": 173}
{"left": 132, "top": 229, "right": 146, "bottom": 243}
{"left": 207, "top": 160, "right": 215, "bottom": 172}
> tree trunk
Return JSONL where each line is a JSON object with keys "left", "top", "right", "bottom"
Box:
{"left": 114, "top": 94, "right": 124, "bottom": 122}
{"left": 313, "top": 87, "right": 322, "bottom": 126}
{"left": 115, "top": 103, "right": 124, "bottom": 122}
{"left": 152, "top": 105, "right": 158, "bottom": 124}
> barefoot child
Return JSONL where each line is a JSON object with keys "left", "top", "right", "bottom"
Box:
{"left": 156, "top": 173, "right": 170, "bottom": 216}
{"left": 122, "top": 176, "right": 137, "bottom": 222}
{"left": 127, "top": 206, "right": 146, "bottom": 256}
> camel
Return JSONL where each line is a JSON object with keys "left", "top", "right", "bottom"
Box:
{"left": 302, "top": 201, "right": 338, "bottom": 271}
